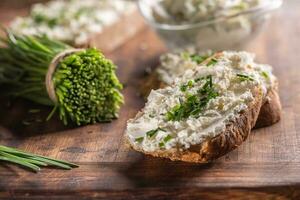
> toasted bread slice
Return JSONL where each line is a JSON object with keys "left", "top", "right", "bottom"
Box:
{"left": 141, "top": 51, "right": 281, "bottom": 128}
{"left": 254, "top": 82, "right": 281, "bottom": 128}
{"left": 126, "top": 88, "right": 262, "bottom": 163}
{"left": 127, "top": 61, "right": 264, "bottom": 162}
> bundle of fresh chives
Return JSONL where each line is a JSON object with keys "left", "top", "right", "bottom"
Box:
{"left": 0, "top": 30, "right": 124, "bottom": 126}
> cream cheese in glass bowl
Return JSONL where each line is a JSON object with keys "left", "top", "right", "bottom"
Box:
{"left": 138, "top": 0, "right": 283, "bottom": 51}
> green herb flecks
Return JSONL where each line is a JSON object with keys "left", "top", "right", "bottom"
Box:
{"left": 135, "top": 137, "right": 144, "bottom": 143}
{"left": 180, "top": 80, "right": 194, "bottom": 92}
{"left": 159, "top": 142, "right": 165, "bottom": 148}
{"left": 163, "top": 135, "right": 172, "bottom": 143}
{"left": 0, "top": 145, "right": 78, "bottom": 172}
{"left": 190, "top": 54, "right": 209, "bottom": 64}
{"left": 159, "top": 135, "right": 173, "bottom": 148}
{"left": 237, "top": 73, "right": 255, "bottom": 82}
{"left": 233, "top": 2, "right": 248, "bottom": 10}
{"left": 149, "top": 114, "right": 155, "bottom": 118}
{"left": 33, "top": 13, "right": 58, "bottom": 28}
{"left": 166, "top": 75, "right": 218, "bottom": 121}
{"left": 180, "top": 51, "right": 212, "bottom": 65}
{"left": 207, "top": 58, "right": 218, "bottom": 67}
{"left": 195, "top": 76, "right": 206, "bottom": 82}
{"left": 261, "top": 71, "right": 270, "bottom": 80}
{"left": 181, "top": 52, "right": 190, "bottom": 61}
{"left": 146, "top": 127, "right": 166, "bottom": 138}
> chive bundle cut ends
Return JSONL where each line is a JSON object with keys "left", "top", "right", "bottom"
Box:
{"left": 0, "top": 145, "right": 78, "bottom": 172}
{"left": 0, "top": 30, "right": 124, "bottom": 126}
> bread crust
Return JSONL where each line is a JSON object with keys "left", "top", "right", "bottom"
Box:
{"left": 254, "top": 83, "right": 281, "bottom": 129}
{"left": 141, "top": 71, "right": 281, "bottom": 128}
{"left": 140, "top": 71, "right": 166, "bottom": 98}
{"left": 127, "top": 87, "right": 263, "bottom": 163}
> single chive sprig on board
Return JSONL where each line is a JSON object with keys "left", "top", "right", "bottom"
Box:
{"left": 0, "top": 145, "right": 78, "bottom": 172}
{"left": 0, "top": 30, "right": 124, "bottom": 125}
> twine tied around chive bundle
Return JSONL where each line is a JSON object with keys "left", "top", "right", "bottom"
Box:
{"left": 45, "top": 49, "right": 84, "bottom": 103}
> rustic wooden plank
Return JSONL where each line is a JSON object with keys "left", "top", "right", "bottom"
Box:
{"left": 2, "top": 161, "right": 300, "bottom": 189}
{"left": 0, "top": 0, "right": 300, "bottom": 199}
{"left": 1, "top": 187, "right": 299, "bottom": 200}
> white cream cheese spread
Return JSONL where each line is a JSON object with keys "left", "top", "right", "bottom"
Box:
{"left": 126, "top": 52, "right": 261, "bottom": 152}
{"left": 146, "top": 0, "right": 277, "bottom": 50}
{"left": 153, "top": 0, "right": 267, "bottom": 25}
{"left": 157, "top": 51, "right": 276, "bottom": 96}
{"left": 10, "top": 0, "right": 136, "bottom": 45}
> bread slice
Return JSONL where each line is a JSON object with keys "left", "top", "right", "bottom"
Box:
{"left": 141, "top": 51, "right": 281, "bottom": 128}
{"left": 126, "top": 88, "right": 262, "bottom": 163}
{"left": 126, "top": 60, "right": 264, "bottom": 162}
{"left": 254, "top": 82, "right": 281, "bottom": 128}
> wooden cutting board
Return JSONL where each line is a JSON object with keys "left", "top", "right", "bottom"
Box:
{"left": 1, "top": 1, "right": 300, "bottom": 200}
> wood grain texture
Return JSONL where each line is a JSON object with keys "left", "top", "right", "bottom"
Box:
{"left": 1, "top": 1, "right": 300, "bottom": 199}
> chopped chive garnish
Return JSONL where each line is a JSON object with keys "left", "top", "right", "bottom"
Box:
{"left": 146, "top": 127, "right": 166, "bottom": 138}
{"left": 158, "top": 135, "right": 172, "bottom": 148}
{"left": 159, "top": 142, "right": 165, "bottom": 148}
{"left": 149, "top": 114, "right": 155, "bottom": 118}
{"left": 261, "top": 71, "right": 270, "bottom": 80}
{"left": 180, "top": 80, "right": 194, "bottom": 92}
{"left": 163, "top": 135, "right": 172, "bottom": 143}
{"left": 166, "top": 75, "right": 218, "bottom": 121}
{"left": 146, "top": 130, "right": 157, "bottom": 138}
{"left": 207, "top": 58, "right": 218, "bottom": 67}
{"left": 195, "top": 76, "right": 206, "bottom": 82}
{"left": 180, "top": 85, "right": 187, "bottom": 92}
{"left": 233, "top": 2, "right": 248, "bottom": 10}
{"left": 190, "top": 54, "right": 209, "bottom": 64}
{"left": 135, "top": 137, "right": 144, "bottom": 143}
{"left": 237, "top": 74, "right": 255, "bottom": 81}
{"left": 181, "top": 52, "right": 190, "bottom": 61}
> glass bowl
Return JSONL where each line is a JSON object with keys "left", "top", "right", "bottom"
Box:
{"left": 138, "top": 0, "right": 283, "bottom": 51}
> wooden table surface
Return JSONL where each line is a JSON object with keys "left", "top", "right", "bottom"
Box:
{"left": 1, "top": 1, "right": 300, "bottom": 200}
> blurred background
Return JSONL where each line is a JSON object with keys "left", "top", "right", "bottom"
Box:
{"left": 0, "top": 0, "right": 283, "bottom": 52}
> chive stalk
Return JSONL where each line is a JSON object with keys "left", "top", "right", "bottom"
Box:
{"left": 0, "top": 145, "right": 78, "bottom": 172}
